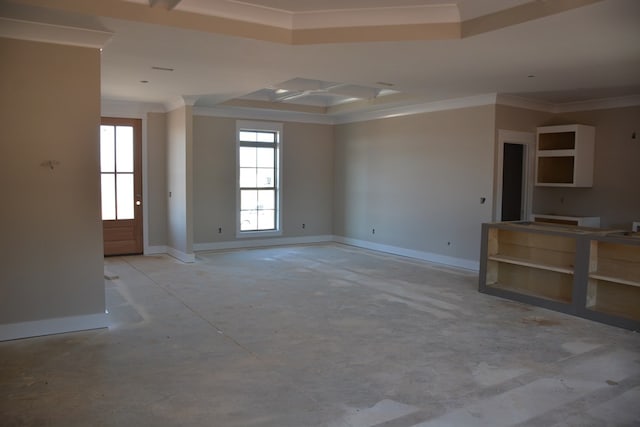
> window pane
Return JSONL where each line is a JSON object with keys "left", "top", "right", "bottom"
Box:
{"left": 241, "top": 189, "right": 258, "bottom": 211}
{"left": 257, "top": 210, "right": 275, "bottom": 230}
{"left": 239, "top": 168, "right": 257, "bottom": 188}
{"left": 258, "top": 190, "right": 274, "bottom": 210}
{"left": 100, "top": 126, "right": 115, "bottom": 172}
{"left": 240, "top": 210, "right": 257, "bottom": 231}
{"left": 256, "top": 147, "right": 274, "bottom": 167}
{"left": 116, "top": 126, "right": 134, "bottom": 172}
{"left": 239, "top": 146, "right": 256, "bottom": 167}
{"left": 101, "top": 174, "right": 116, "bottom": 220}
{"left": 257, "top": 168, "right": 274, "bottom": 188}
{"left": 256, "top": 132, "right": 275, "bottom": 143}
{"left": 239, "top": 131, "right": 257, "bottom": 142}
{"left": 116, "top": 174, "right": 135, "bottom": 219}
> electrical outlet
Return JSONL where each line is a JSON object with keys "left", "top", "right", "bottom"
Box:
{"left": 302, "top": 223, "right": 306, "bottom": 229}
{"left": 218, "top": 227, "right": 222, "bottom": 234}
{"left": 633, "top": 221, "right": 640, "bottom": 232}
{"left": 372, "top": 228, "right": 376, "bottom": 235}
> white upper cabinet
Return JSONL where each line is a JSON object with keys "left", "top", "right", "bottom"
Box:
{"left": 535, "top": 124, "right": 595, "bottom": 187}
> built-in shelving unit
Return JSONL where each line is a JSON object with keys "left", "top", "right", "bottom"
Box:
{"left": 480, "top": 223, "right": 640, "bottom": 331}
{"left": 535, "top": 124, "right": 595, "bottom": 187}
{"left": 485, "top": 226, "right": 577, "bottom": 304}
{"left": 586, "top": 236, "right": 640, "bottom": 322}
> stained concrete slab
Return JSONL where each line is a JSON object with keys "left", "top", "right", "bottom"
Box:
{"left": 1, "top": 244, "right": 639, "bottom": 426}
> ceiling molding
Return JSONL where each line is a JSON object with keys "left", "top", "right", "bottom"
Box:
{"left": 462, "top": 0, "right": 603, "bottom": 38}
{"left": 193, "top": 105, "right": 334, "bottom": 125}
{"left": 496, "top": 94, "right": 556, "bottom": 113}
{"left": 553, "top": 94, "right": 640, "bottom": 113}
{"left": 0, "top": 16, "right": 113, "bottom": 48}
{"left": 111, "top": 92, "right": 640, "bottom": 126}
{"left": 14, "top": 0, "right": 604, "bottom": 45}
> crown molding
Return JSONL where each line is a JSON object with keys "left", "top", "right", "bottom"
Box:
{"left": 554, "top": 94, "right": 640, "bottom": 113}
{"left": 332, "top": 94, "right": 498, "bottom": 124}
{"left": 496, "top": 93, "right": 640, "bottom": 114}
{"left": 193, "top": 105, "right": 334, "bottom": 124}
{"left": 107, "top": 92, "right": 640, "bottom": 125}
{"left": 0, "top": 17, "right": 112, "bottom": 49}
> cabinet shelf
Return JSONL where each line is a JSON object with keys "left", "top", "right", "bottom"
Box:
{"left": 488, "top": 255, "right": 573, "bottom": 274}
{"left": 588, "top": 273, "right": 640, "bottom": 288}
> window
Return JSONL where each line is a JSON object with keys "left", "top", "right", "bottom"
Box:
{"left": 100, "top": 124, "right": 135, "bottom": 220}
{"left": 236, "top": 121, "right": 282, "bottom": 236}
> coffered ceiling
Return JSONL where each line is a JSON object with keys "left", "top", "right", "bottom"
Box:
{"left": 1, "top": 0, "right": 639, "bottom": 120}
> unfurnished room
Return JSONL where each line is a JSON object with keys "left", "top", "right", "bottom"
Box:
{"left": 1, "top": 0, "right": 640, "bottom": 426}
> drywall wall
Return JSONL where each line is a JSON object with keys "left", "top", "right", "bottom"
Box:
{"left": 192, "top": 116, "right": 334, "bottom": 244}
{"left": 333, "top": 105, "right": 495, "bottom": 265}
{"left": 0, "top": 38, "right": 105, "bottom": 337}
{"left": 536, "top": 106, "right": 640, "bottom": 229}
{"left": 495, "top": 104, "right": 640, "bottom": 229}
{"left": 147, "top": 112, "right": 168, "bottom": 247}
{"left": 166, "top": 106, "right": 194, "bottom": 257}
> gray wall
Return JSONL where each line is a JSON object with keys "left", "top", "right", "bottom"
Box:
{"left": 333, "top": 106, "right": 496, "bottom": 263}
{"left": 0, "top": 38, "right": 104, "bottom": 325}
{"left": 495, "top": 104, "right": 640, "bottom": 229}
{"left": 192, "top": 116, "right": 334, "bottom": 244}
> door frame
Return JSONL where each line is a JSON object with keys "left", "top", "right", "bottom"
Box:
{"left": 101, "top": 116, "right": 143, "bottom": 255}
{"left": 495, "top": 130, "right": 535, "bottom": 222}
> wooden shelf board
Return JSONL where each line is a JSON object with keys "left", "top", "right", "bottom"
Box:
{"left": 488, "top": 255, "right": 574, "bottom": 274}
{"left": 589, "top": 274, "right": 640, "bottom": 288}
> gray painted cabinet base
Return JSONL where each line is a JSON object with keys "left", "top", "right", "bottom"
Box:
{"left": 479, "top": 222, "right": 640, "bottom": 331}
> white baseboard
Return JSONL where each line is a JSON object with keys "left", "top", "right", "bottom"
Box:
{"left": 333, "top": 236, "right": 480, "bottom": 271}
{"left": 194, "top": 235, "right": 334, "bottom": 252}
{"left": 144, "top": 245, "right": 168, "bottom": 255}
{"left": 167, "top": 247, "right": 196, "bottom": 263}
{"left": 0, "top": 312, "right": 109, "bottom": 342}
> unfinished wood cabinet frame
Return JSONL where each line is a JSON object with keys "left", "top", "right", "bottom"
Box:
{"left": 479, "top": 223, "right": 640, "bottom": 331}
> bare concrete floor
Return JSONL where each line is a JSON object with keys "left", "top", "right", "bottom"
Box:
{"left": 2, "top": 244, "right": 640, "bottom": 426}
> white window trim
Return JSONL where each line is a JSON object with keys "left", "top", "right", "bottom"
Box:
{"left": 236, "top": 120, "right": 283, "bottom": 238}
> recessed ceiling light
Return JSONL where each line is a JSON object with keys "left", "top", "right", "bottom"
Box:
{"left": 140, "top": 80, "right": 149, "bottom": 83}
{"left": 527, "top": 74, "right": 536, "bottom": 78}
{"left": 376, "top": 81, "right": 395, "bottom": 87}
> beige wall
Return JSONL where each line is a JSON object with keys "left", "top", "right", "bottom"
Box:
{"left": 192, "top": 116, "right": 334, "bottom": 244}
{"left": 495, "top": 104, "right": 640, "bottom": 229}
{"left": 0, "top": 38, "right": 104, "bottom": 328}
{"left": 536, "top": 106, "right": 640, "bottom": 228}
{"left": 146, "top": 112, "right": 168, "bottom": 247}
{"left": 166, "top": 106, "right": 194, "bottom": 254}
{"left": 334, "top": 106, "right": 496, "bottom": 264}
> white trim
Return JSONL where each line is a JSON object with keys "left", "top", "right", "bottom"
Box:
{"left": 0, "top": 17, "right": 113, "bottom": 49}
{"left": 145, "top": 245, "right": 168, "bottom": 255}
{"left": 194, "top": 235, "right": 334, "bottom": 252}
{"left": 497, "top": 93, "right": 640, "bottom": 114}
{"left": 0, "top": 313, "right": 108, "bottom": 342}
{"left": 332, "top": 93, "right": 498, "bottom": 124}
{"left": 235, "top": 120, "right": 283, "bottom": 238}
{"left": 167, "top": 247, "right": 196, "bottom": 263}
{"left": 127, "top": 0, "right": 459, "bottom": 30}
{"left": 334, "top": 236, "right": 479, "bottom": 271}
{"left": 193, "top": 105, "right": 334, "bottom": 124}
{"left": 554, "top": 94, "right": 640, "bottom": 113}
{"left": 496, "top": 94, "right": 556, "bottom": 113}
{"left": 495, "top": 130, "right": 535, "bottom": 222}
{"left": 101, "top": 99, "right": 166, "bottom": 116}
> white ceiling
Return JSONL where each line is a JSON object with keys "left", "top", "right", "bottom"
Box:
{"left": 3, "top": 0, "right": 640, "bottom": 116}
